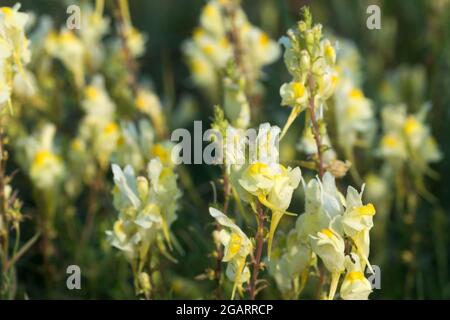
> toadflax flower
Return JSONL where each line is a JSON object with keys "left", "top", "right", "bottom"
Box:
{"left": 107, "top": 157, "right": 181, "bottom": 261}
{"left": 268, "top": 229, "right": 313, "bottom": 296}
{"left": 340, "top": 253, "right": 372, "bottom": 300}
{"left": 310, "top": 226, "right": 345, "bottom": 299}
{"left": 378, "top": 104, "right": 441, "bottom": 170}
{"left": 16, "top": 124, "right": 65, "bottom": 190}
{"left": 45, "top": 29, "right": 85, "bottom": 87}
{"left": 342, "top": 185, "right": 376, "bottom": 271}
{"left": 223, "top": 75, "right": 250, "bottom": 129}
{"left": 278, "top": 8, "right": 338, "bottom": 138}
{"left": 112, "top": 119, "right": 155, "bottom": 172}
{"left": 209, "top": 207, "right": 252, "bottom": 299}
{"left": 238, "top": 160, "right": 302, "bottom": 258}
{"left": 272, "top": 172, "right": 375, "bottom": 299}
{"left": 135, "top": 88, "right": 166, "bottom": 137}
{"left": 331, "top": 38, "right": 375, "bottom": 161}
{"left": 280, "top": 81, "right": 309, "bottom": 108}
{"left": 183, "top": 0, "right": 280, "bottom": 98}
{"left": 0, "top": 4, "right": 31, "bottom": 69}
{"left": 0, "top": 4, "right": 31, "bottom": 111}
{"left": 78, "top": 75, "right": 120, "bottom": 169}
{"left": 79, "top": 1, "right": 110, "bottom": 69}
{"left": 310, "top": 230, "right": 343, "bottom": 261}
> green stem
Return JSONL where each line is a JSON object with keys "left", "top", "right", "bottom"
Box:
{"left": 249, "top": 203, "right": 265, "bottom": 300}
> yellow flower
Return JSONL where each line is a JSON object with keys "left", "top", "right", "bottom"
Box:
{"left": 24, "top": 124, "right": 65, "bottom": 190}
{"left": 0, "top": 4, "right": 30, "bottom": 67}
{"left": 310, "top": 227, "right": 345, "bottom": 274}
{"left": 151, "top": 143, "right": 174, "bottom": 166}
{"left": 323, "top": 40, "right": 336, "bottom": 65}
{"left": 209, "top": 207, "right": 252, "bottom": 299}
{"left": 84, "top": 85, "right": 100, "bottom": 100}
{"left": 200, "top": 2, "right": 224, "bottom": 36}
{"left": 280, "top": 81, "right": 309, "bottom": 108}
{"left": 124, "top": 27, "right": 147, "bottom": 58}
{"left": 183, "top": 0, "right": 279, "bottom": 94}
{"left": 135, "top": 89, "right": 166, "bottom": 137}
{"left": 342, "top": 186, "right": 375, "bottom": 272}
{"left": 45, "top": 29, "right": 84, "bottom": 87}
{"left": 29, "top": 149, "right": 61, "bottom": 186}
{"left": 403, "top": 115, "right": 426, "bottom": 148}
{"left": 246, "top": 26, "right": 281, "bottom": 67}
{"left": 379, "top": 132, "right": 407, "bottom": 159}
{"left": 108, "top": 160, "right": 181, "bottom": 258}
{"left": 223, "top": 76, "right": 250, "bottom": 129}
{"left": 103, "top": 122, "right": 119, "bottom": 135}
{"left": 310, "top": 226, "right": 345, "bottom": 299}
{"left": 340, "top": 253, "right": 372, "bottom": 300}
{"left": 403, "top": 116, "right": 422, "bottom": 136}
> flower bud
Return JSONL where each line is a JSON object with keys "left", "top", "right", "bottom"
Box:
{"left": 137, "top": 176, "right": 149, "bottom": 200}
{"left": 138, "top": 272, "right": 152, "bottom": 293}
{"left": 212, "top": 230, "right": 222, "bottom": 246}
{"left": 300, "top": 50, "right": 310, "bottom": 70}
{"left": 323, "top": 40, "right": 336, "bottom": 65}
{"left": 305, "top": 30, "right": 315, "bottom": 47}
{"left": 298, "top": 21, "right": 307, "bottom": 32}
{"left": 313, "top": 24, "right": 322, "bottom": 42}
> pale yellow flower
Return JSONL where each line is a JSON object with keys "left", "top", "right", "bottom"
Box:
{"left": 45, "top": 29, "right": 85, "bottom": 86}
{"left": 340, "top": 253, "right": 372, "bottom": 300}
{"left": 280, "top": 81, "right": 308, "bottom": 108}
{"left": 209, "top": 207, "right": 252, "bottom": 299}
{"left": 310, "top": 227, "right": 345, "bottom": 274}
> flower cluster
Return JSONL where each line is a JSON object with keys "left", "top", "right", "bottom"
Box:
{"left": 111, "top": 119, "right": 155, "bottom": 171}
{"left": 279, "top": 8, "right": 338, "bottom": 137}
{"left": 209, "top": 207, "right": 252, "bottom": 299}
{"left": 270, "top": 172, "right": 375, "bottom": 300}
{"left": 107, "top": 158, "right": 181, "bottom": 255}
{"left": 378, "top": 104, "right": 441, "bottom": 168}
{"left": 107, "top": 158, "right": 181, "bottom": 294}
{"left": 237, "top": 161, "right": 302, "bottom": 257}
{"left": 44, "top": 2, "right": 110, "bottom": 87}
{"left": 135, "top": 88, "right": 166, "bottom": 137}
{"left": 77, "top": 75, "right": 120, "bottom": 169}
{"left": 45, "top": 29, "right": 86, "bottom": 87}
{"left": 0, "top": 4, "right": 31, "bottom": 111}
{"left": 222, "top": 65, "right": 251, "bottom": 129}
{"left": 0, "top": 0, "right": 445, "bottom": 301}
{"left": 212, "top": 118, "right": 302, "bottom": 258}
{"left": 183, "top": 0, "right": 280, "bottom": 98}
{"left": 333, "top": 40, "right": 374, "bottom": 156}
{"left": 16, "top": 124, "right": 65, "bottom": 190}
{"left": 208, "top": 100, "right": 302, "bottom": 298}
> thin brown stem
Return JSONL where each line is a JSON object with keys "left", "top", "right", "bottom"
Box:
{"left": 306, "top": 73, "right": 327, "bottom": 297}
{"left": 0, "top": 129, "right": 8, "bottom": 271}
{"left": 113, "top": 0, "right": 139, "bottom": 95}
{"left": 307, "top": 74, "right": 325, "bottom": 178}
{"left": 223, "top": 3, "right": 260, "bottom": 119}
{"left": 249, "top": 203, "right": 265, "bottom": 300}
{"left": 79, "top": 170, "right": 104, "bottom": 254}
{"left": 213, "top": 168, "right": 231, "bottom": 298}
{"left": 225, "top": 5, "right": 247, "bottom": 78}
{"left": 222, "top": 170, "right": 231, "bottom": 215}
{"left": 404, "top": 190, "right": 420, "bottom": 298}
